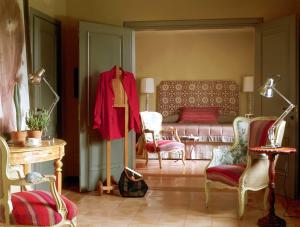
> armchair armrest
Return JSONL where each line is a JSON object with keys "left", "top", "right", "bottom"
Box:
{"left": 7, "top": 173, "right": 67, "bottom": 219}
{"left": 161, "top": 127, "right": 181, "bottom": 142}
{"left": 143, "top": 129, "right": 157, "bottom": 149}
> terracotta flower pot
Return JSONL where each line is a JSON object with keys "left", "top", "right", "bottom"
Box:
{"left": 10, "top": 131, "right": 27, "bottom": 146}
{"left": 27, "top": 130, "right": 43, "bottom": 139}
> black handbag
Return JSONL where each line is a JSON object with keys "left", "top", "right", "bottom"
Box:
{"left": 118, "top": 167, "right": 148, "bottom": 197}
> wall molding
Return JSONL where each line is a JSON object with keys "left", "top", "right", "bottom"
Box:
{"left": 124, "top": 18, "right": 263, "bottom": 31}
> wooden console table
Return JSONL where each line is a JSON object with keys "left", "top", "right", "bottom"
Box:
{"left": 9, "top": 139, "right": 66, "bottom": 194}
{"left": 250, "top": 146, "right": 296, "bottom": 227}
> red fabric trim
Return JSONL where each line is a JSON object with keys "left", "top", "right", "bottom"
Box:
{"left": 206, "top": 164, "right": 246, "bottom": 187}
{"left": 259, "top": 120, "right": 275, "bottom": 146}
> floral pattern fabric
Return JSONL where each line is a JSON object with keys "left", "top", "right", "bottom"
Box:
{"left": 209, "top": 117, "right": 250, "bottom": 167}
{"left": 157, "top": 80, "right": 239, "bottom": 118}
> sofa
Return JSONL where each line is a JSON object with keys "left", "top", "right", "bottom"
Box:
{"left": 157, "top": 80, "right": 239, "bottom": 160}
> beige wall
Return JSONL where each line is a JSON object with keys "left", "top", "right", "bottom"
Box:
{"left": 136, "top": 28, "right": 255, "bottom": 115}
{"left": 65, "top": 0, "right": 295, "bottom": 25}
{"left": 29, "top": 0, "right": 67, "bottom": 18}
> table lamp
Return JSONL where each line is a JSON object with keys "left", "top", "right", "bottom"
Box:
{"left": 29, "top": 68, "right": 60, "bottom": 125}
{"left": 243, "top": 76, "right": 254, "bottom": 115}
{"left": 141, "top": 78, "right": 154, "bottom": 111}
{"left": 259, "top": 75, "right": 295, "bottom": 147}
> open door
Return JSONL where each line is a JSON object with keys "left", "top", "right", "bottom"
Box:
{"left": 255, "top": 15, "right": 299, "bottom": 198}
{"left": 79, "top": 22, "right": 135, "bottom": 192}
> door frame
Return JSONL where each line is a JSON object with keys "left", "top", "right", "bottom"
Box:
{"left": 125, "top": 17, "right": 299, "bottom": 198}
{"left": 124, "top": 18, "right": 263, "bottom": 30}
{"left": 29, "top": 8, "right": 62, "bottom": 136}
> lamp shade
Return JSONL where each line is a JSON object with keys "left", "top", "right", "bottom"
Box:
{"left": 259, "top": 78, "right": 275, "bottom": 98}
{"left": 141, "top": 78, "right": 155, "bottom": 94}
{"left": 242, "top": 76, "right": 254, "bottom": 92}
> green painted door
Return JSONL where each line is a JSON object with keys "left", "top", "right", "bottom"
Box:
{"left": 255, "top": 15, "right": 298, "bottom": 198}
{"left": 30, "top": 9, "right": 60, "bottom": 190}
{"left": 79, "top": 22, "right": 135, "bottom": 192}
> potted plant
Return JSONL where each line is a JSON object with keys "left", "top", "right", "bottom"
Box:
{"left": 26, "top": 108, "right": 50, "bottom": 139}
{"left": 10, "top": 83, "right": 27, "bottom": 144}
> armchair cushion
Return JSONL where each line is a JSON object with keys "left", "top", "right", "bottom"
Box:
{"left": 7, "top": 190, "right": 77, "bottom": 226}
{"left": 145, "top": 140, "right": 184, "bottom": 153}
{"left": 206, "top": 164, "right": 246, "bottom": 187}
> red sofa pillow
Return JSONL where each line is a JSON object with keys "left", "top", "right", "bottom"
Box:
{"left": 179, "top": 107, "right": 219, "bottom": 123}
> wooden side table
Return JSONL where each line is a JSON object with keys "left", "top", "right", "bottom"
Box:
{"left": 250, "top": 146, "right": 296, "bottom": 227}
{"left": 9, "top": 139, "right": 66, "bottom": 194}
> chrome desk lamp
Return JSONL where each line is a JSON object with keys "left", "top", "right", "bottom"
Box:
{"left": 259, "top": 75, "right": 295, "bottom": 147}
{"left": 29, "top": 68, "right": 59, "bottom": 139}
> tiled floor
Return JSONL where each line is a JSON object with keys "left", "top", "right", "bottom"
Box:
{"left": 64, "top": 159, "right": 300, "bottom": 226}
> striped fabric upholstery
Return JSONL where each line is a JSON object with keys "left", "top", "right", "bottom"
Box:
{"left": 145, "top": 140, "right": 185, "bottom": 153}
{"left": 206, "top": 164, "right": 246, "bottom": 187}
{"left": 249, "top": 119, "right": 275, "bottom": 148}
{"left": 2, "top": 190, "right": 78, "bottom": 226}
{"left": 206, "top": 118, "right": 275, "bottom": 187}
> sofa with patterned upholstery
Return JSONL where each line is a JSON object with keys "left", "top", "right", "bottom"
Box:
{"left": 157, "top": 80, "right": 239, "bottom": 160}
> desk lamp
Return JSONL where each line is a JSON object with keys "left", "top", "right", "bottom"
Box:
{"left": 29, "top": 68, "right": 59, "bottom": 136}
{"left": 259, "top": 75, "right": 295, "bottom": 147}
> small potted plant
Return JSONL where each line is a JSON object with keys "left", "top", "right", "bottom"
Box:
{"left": 10, "top": 83, "right": 27, "bottom": 144}
{"left": 26, "top": 108, "right": 50, "bottom": 139}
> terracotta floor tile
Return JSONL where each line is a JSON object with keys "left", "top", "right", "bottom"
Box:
{"left": 64, "top": 159, "right": 300, "bottom": 227}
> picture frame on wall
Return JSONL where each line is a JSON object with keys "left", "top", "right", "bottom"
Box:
{"left": 0, "top": 0, "right": 31, "bottom": 137}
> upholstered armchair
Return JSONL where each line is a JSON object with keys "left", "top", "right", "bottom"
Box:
{"left": 140, "top": 111, "right": 185, "bottom": 168}
{"left": 204, "top": 117, "right": 285, "bottom": 217}
{"left": 0, "top": 137, "right": 77, "bottom": 226}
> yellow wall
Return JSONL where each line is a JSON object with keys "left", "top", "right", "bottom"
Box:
{"left": 136, "top": 28, "right": 254, "bottom": 115}
{"left": 29, "top": 0, "right": 67, "bottom": 18}
{"left": 27, "top": 0, "right": 294, "bottom": 116}
{"left": 64, "top": 0, "right": 295, "bottom": 25}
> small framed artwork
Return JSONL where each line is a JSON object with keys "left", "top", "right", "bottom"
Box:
{"left": 0, "top": 0, "right": 31, "bottom": 137}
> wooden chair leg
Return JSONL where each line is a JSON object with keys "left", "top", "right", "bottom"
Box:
{"left": 263, "top": 187, "right": 269, "bottom": 210}
{"left": 145, "top": 151, "right": 149, "bottom": 166}
{"left": 238, "top": 187, "right": 246, "bottom": 218}
{"left": 158, "top": 152, "right": 162, "bottom": 169}
{"left": 204, "top": 179, "right": 210, "bottom": 208}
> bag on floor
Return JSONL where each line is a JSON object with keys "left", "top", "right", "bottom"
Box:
{"left": 118, "top": 167, "right": 148, "bottom": 197}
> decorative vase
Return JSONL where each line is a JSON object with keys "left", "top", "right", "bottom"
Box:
{"left": 10, "top": 131, "right": 27, "bottom": 146}
{"left": 27, "top": 130, "right": 43, "bottom": 139}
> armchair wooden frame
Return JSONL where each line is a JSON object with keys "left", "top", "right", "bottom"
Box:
{"left": 0, "top": 137, "right": 77, "bottom": 226}
{"left": 140, "top": 111, "right": 185, "bottom": 168}
{"left": 204, "top": 116, "right": 285, "bottom": 218}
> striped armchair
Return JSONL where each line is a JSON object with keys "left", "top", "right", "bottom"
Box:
{"left": 140, "top": 111, "right": 185, "bottom": 168}
{"left": 0, "top": 137, "right": 77, "bottom": 226}
{"left": 204, "top": 117, "right": 286, "bottom": 217}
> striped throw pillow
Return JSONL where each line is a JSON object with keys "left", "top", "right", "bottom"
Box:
{"left": 179, "top": 107, "right": 219, "bottom": 123}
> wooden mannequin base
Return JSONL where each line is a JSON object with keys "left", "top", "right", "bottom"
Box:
{"left": 97, "top": 176, "right": 118, "bottom": 196}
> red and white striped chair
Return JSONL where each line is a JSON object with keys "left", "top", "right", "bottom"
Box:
{"left": 0, "top": 137, "right": 77, "bottom": 226}
{"left": 204, "top": 116, "right": 286, "bottom": 217}
{"left": 140, "top": 111, "right": 185, "bottom": 168}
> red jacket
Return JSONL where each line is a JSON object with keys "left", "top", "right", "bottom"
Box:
{"left": 93, "top": 66, "right": 141, "bottom": 140}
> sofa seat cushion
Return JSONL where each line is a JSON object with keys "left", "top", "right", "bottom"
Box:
{"left": 162, "top": 123, "right": 234, "bottom": 143}
{"left": 8, "top": 190, "right": 77, "bottom": 226}
{"left": 206, "top": 164, "right": 246, "bottom": 187}
{"left": 145, "top": 140, "right": 184, "bottom": 153}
